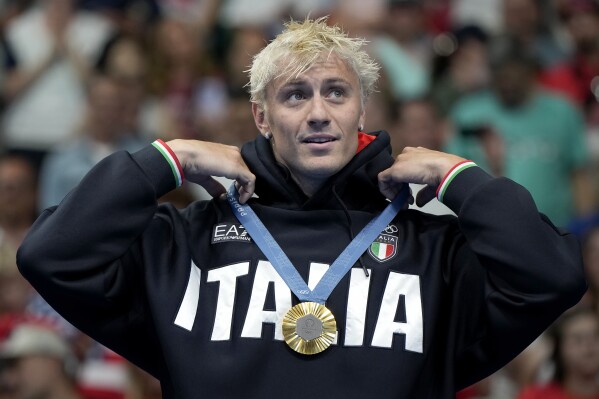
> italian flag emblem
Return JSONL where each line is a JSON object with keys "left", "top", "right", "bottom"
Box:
{"left": 368, "top": 234, "right": 398, "bottom": 262}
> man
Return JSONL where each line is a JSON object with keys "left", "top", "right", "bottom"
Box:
{"left": 0, "top": 155, "right": 37, "bottom": 316}
{"left": 17, "top": 18, "right": 584, "bottom": 398}
{"left": 39, "top": 73, "right": 146, "bottom": 210}
{"left": 448, "top": 47, "right": 592, "bottom": 227}
{"left": 1, "top": 0, "right": 113, "bottom": 168}
{"left": 0, "top": 324, "right": 80, "bottom": 399}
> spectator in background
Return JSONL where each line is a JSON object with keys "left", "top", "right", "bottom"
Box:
{"left": 450, "top": 0, "right": 503, "bottom": 35}
{"left": 580, "top": 226, "right": 599, "bottom": 311}
{"left": 126, "top": 365, "right": 161, "bottom": 399}
{"left": 447, "top": 47, "right": 592, "bottom": 226}
{"left": 158, "top": 0, "right": 219, "bottom": 30}
{"left": 371, "top": 0, "right": 432, "bottom": 100}
{"left": 0, "top": 154, "right": 37, "bottom": 321}
{"left": 0, "top": 324, "right": 80, "bottom": 399}
{"left": 539, "top": 0, "right": 599, "bottom": 219}
{"left": 0, "top": 0, "right": 30, "bottom": 113}
{"left": 78, "top": 0, "right": 161, "bottom": 39}
{"left": 224, "top": 26, "right": 265, "bottom": 100}
{"left": 390, "top": 98, "right": 445, "bottom": 154}
{"left": 39, "top": 73, "right": 147, "bottom": 210}
{"left": 0, "top": 155, "right": 36, "bottom": 260}
{"left": 431, "top": 25, "right": 491, "bottom": 118}
{"left": 391, "top": 98, "right": 453, "bottom": 217}
{"left": 541, "top": 0, "right": 599, "bottom": 109}
{"left": 94, "top": 33, "right": 154, "bottom": 140}
{"left": 517, "top": 308, "right": 599, "bottom": 399}
{"left": 214, "top": 26, "right": 267, "bottom": 146}
{"left": 492, "top": 0, "right": 567, "bottom": 70}
{"left": 0, "top": 0, "right": 113, "bottom": 170}
{"left": 144, "top": 16, "right": 222, "bottom": 141}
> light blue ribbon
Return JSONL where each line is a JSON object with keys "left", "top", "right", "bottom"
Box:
{"left": 227, "top": 185, "right": 407, "bottom": 304}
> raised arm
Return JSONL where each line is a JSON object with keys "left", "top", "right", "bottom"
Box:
{"left": 17, "top": 139, "right": 255, "bottom": 374}
{"left": 378, "top": 146, "right": 586, "bottom": 387}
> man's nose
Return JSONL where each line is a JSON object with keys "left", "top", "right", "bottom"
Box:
{"left": 307, "top": 95, "right": 330, "bottom": 131}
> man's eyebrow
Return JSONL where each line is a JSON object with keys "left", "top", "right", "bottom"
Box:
{"left": 279, "top": 80, "right": 307, "bottom": 89}
{"left": 323, "top": 78, "right": 352, "bottom": 86}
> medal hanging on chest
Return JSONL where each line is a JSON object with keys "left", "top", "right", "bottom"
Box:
{"left": 227, "top": 184, "right": 407, "bottom": 355}
{"left": 282, "top": 302, "right": 337, "bottom": 354}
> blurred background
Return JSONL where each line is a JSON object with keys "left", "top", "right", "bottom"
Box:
{"left": 0, "top": 0, "right": 599, "bottom": 398}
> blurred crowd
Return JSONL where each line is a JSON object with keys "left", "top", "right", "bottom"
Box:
{"left": 0, "top": 0, "right": 599, "bottom": 398}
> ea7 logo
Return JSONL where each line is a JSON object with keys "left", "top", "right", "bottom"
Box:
{"left": 368, "top": 234, "right": 398, "bottom": 262}
{"left": 211, "top": 223, "right": 251, "bottom": 244}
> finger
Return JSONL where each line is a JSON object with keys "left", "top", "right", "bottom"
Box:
{"left": 378, "top": 181, "right": 399, "bottom": 201}
{"left": 416, "top": 186, "right": 437, "bottom": 208}
{"left": 378, "top": 170, "right": 398, "bottom": 200}
{"left": 235, "top": 171, "right": 256, "bottom": 204}
{"left": 199, "top": 176, "right": 227, "bottom": 200}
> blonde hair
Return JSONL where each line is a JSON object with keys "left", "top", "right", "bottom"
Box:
{"left": 248, "top": 17, "right": 380, "bottom": 107}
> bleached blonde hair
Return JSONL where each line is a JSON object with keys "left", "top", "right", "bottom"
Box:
{"left": 248, "top": 17, "right": 380, "bottom": 108}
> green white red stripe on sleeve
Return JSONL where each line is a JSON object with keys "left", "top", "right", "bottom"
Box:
{"left": 151, "top": 139, "right": 184, "bottom": 187}
{"left": 436, "top": 160, "right": 477, "bottom": 203}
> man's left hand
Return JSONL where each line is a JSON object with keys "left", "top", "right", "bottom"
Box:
{"left": 378, "top": 147, "right": 466, "bottom": 207}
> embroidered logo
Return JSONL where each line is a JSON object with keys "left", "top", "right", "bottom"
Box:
{"left": 211, "top": 223, "right": 251, "bottom": 244}
{"left": 368, "top": 225, "right": 398, "bottom": 262}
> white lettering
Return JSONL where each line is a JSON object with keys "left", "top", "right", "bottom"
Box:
{"left": 214, "top": 225, "right": 226, "bottom": 238}
{"left": 207, "top": 262, "right": 250, "bottom": 340}
{"left": 371, "top": 272, "right": 423, "bottom": 352}
{"left": 174, "top": 261, "right": 202, "bottom": 331}
{"left": 241, "top": 261, "right": 292, "bottom": 340}
{"left": 226, "top": 225, "right": 239, "bottom": 237}
{"left": 344, "top": 268, "right": 372, "bottom": 346}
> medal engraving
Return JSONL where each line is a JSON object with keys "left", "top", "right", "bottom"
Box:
{"left": 282, "top": 302, "right": 337, "bottom": 355}
{"left": 295, "top": 314, "right": 323, "bottom": 341}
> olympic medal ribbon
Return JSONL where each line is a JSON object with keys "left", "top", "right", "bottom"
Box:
{"left": 226, "top": 184, "right": 408, "bottom": 304}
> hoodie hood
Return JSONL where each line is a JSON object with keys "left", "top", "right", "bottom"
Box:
{"left": 241, "top": 131, "right": 394, "bottom": 211}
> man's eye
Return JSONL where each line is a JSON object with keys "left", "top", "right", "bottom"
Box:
{"left": 288, "top": 92, "right": 304, "bottom": 101}
{"left": 330, "top": 89, "right": 344, "bottom": 98}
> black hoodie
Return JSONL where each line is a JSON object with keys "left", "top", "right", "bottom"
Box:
{"left": 17, "top": 131, "right": 585, "bottom": 398}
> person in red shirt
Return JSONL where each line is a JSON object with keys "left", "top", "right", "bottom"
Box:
{"left": 517, "top": 308, "right": 599, "bottom": 399}
{"left": 540, "top": 0, "right": 599, "bottom": 109}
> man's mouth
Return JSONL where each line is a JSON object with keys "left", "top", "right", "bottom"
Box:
{"left": 302, "top": 135, "right": 337, "bottom": 144}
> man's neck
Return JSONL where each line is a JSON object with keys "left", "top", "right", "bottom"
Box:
{"left": 291, "top": 174, "right": 324, "bottom": 197}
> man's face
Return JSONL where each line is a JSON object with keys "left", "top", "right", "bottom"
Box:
{"left": 253, "top": 53, "right": 364, "bottom": 193}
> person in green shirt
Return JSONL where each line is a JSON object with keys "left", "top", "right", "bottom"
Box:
{"left": 447, "top": 48, "right": 592, "bottom": 226}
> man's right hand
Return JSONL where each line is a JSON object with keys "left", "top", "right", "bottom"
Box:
{"left": 166, "top": 140, "right": 256, "bottom": 203}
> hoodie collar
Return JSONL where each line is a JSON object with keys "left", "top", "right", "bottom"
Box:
{"left": 241, "top": 131, "right": 394, "bottom": 211}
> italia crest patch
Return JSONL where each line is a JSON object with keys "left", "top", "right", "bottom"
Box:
{"left": 368, "top": 225, "right": 399, "bottom": 262}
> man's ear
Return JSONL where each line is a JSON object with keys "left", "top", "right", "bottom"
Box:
{"left": 252, "top": 103, "right": 271, "bottom": 138}
{"left": 358, "top": 108, "right": 366, "bottom": 132}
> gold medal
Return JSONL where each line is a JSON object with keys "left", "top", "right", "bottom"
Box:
{"left": 282, "top": 302, "right": 337, "bottom": 355}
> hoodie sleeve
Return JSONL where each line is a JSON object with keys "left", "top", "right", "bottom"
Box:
{"left": 439, "top": 166, "right": 586, "bottom": 389}
{"left": 17, "top": 144, "right": 178, "bottom": 378}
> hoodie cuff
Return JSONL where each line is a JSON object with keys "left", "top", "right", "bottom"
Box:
{"left": 436, "top": 161, "right": 476, "bottom": 202}
{"left": 131, "top": 141, "right": 184, "bottom": 198}
{"left": 438, "top": 164, "right": 494, "bottom": 215}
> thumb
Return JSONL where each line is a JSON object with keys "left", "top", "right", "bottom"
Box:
{"left": 415, "top": 186, "right": 437, "bottom": 208}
